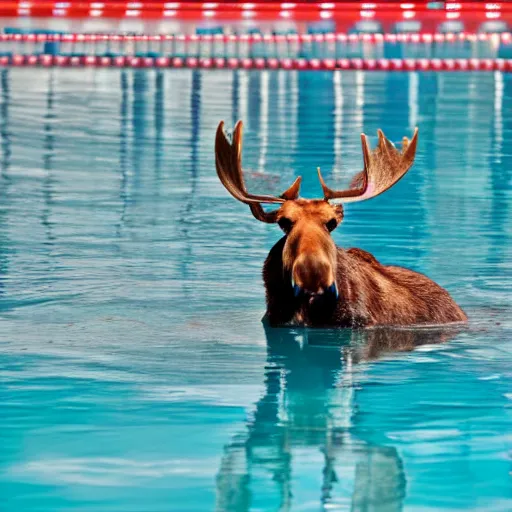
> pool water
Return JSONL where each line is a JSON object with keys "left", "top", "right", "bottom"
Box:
{"left": 0, "top": 68, "right": 511, "bottom": 511}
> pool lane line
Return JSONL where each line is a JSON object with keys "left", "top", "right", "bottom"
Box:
{"left": 1, "top": 55, "right": 511, "bottom": 72}
{"left": 0, "top": 33, "right": 511, "bottom": 44}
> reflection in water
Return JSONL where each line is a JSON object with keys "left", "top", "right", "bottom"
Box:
{"left": 408, "top": 72, "right": 419, "bottom": 130}
{"left": 0, "top": 69, "right": 10, "bottom": 174}
{"left": 258, "top": 71, "right": 269, "bottom": 174}
{"left": 332, "top": 70, "right": 343, "bottom": 175}
{"left": 41, "top": 71, "right": 56, "bottom": 243}
{"left": 132, "top": 70, "right": 147, "bottom": 199}
{"left": 118, "top": 71, "right": 129, "bottom": 234}
{"left": 0, "top": 69, "right": 10, "bottom": 296}
{"left": 237, "top": 70, "right": 249, "bottom": 128}
{"left": 190, "top": 69, "right": 201, "bottom": 189}
{"left": 277, "top": 70, "right": 286, "bottom": 141}
{"left": 231, "top": 70, "right": 239, "bottom": 126}
{"left": 154, "top": 71, "right": 164, "bottom": 184}
{"left": 248, "top": 72, "right": 261, "bottom": 136}
{"left": 216, "top": 324, "right": 461, "bottom": 511}
{"left": 380, "top": 72, "right": 428, "bottom": 265}
{"left": 349, "top": 324, "right": 461, "bottom": 362}
{"left": 297, "top": 72, "right": 335, "bottom": 191}
{"left": 177, "top": 69, "right": 201, "bottom": 284}
{"left": 354, "top": 71, "right": 364, "bottom": 138}
{"left": 486, "top": 72, "right": 511, "bottom": 270}
{"left": 289, "top": 72, "right": 298, "bottom": 171}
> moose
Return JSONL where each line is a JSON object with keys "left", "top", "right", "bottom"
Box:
{"left": 215, "top": 121, "right": 467, "bottom": 328}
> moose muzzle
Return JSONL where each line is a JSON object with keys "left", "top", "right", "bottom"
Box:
{"left": 291, "top": 252, "right": 339, "bottom": 301}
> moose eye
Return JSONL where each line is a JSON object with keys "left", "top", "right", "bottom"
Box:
{"left": 326, "top": 218, "right": 338, "bottom": 232}
{"left": 278, "top": 217, "right": 293, "bottom": 233}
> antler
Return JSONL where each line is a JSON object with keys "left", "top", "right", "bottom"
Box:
{"left": 318, "top": 127, "right": 418, "bottom": 203}
{"left": 215, "top": 120, "right": 302, "bottom": 223}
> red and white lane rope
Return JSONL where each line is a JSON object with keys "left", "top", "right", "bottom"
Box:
{"left": 1, "top": 55, "right": 511, "bottom": 71}
{"left": 0, "top": 32, "right": 511, "bottom": 44}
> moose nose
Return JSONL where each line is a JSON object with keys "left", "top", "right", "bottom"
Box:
{"left": 292, "top": 277, "right": 338, "bottom": 300}
{"left": 292, "top": 254, "right": 337, "bottom": 299}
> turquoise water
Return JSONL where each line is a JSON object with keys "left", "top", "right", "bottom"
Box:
{"left": 0, "top": 69, "right": 511, "bottom": 511}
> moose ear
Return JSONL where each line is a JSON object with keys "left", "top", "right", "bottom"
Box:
{"left": 325, "top": 205, "right": 344, "bottom": 232}
{"left": 330, "top": 204, "right": 344, "bottom": 225}
{"left": 334, "top": 204, "right": 344, "bottom": 220}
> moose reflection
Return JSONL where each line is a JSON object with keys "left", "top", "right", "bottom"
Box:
{"left": 215, "top": 324, "right": 461, "bottom": 511}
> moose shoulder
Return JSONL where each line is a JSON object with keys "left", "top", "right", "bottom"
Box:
{"left": 215, "top": 121, "right": 467, "bottom": 328}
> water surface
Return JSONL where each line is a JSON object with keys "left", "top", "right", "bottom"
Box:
{"left": 0, "top": 69, "right": 511, "bottom": 511}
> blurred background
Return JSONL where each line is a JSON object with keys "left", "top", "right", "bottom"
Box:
{"left": 0, "top": 1, "right": 511, "bottom": 65}
{"left": 0, "top": 1, "right": 510, "bottom": 35}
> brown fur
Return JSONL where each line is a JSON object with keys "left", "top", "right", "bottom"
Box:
{"left": 263, "top": 201, "right": 467, "bottom": 328}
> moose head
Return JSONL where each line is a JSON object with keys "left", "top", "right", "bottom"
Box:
{"left": 215, "top": 121, "right": 418, "bottom": 302}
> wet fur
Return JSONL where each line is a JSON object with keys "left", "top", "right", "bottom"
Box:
{"left": 263, "top": 237, "right": 467, "bottom": 328}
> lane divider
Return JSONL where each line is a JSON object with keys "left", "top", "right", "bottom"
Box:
{"left": 1, "top": 55, "right": 510, "bottom": 71}
{"left": 0, "top": 32, "right": 511, "bottom": 44}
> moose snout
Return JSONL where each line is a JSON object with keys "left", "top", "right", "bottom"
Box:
{"left": 291, "top": 254, "right": 338, "bottom": 300}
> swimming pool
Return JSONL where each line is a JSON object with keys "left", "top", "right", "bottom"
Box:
{"left": 0, "top": 68, "right": 511, "bottom": 511}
